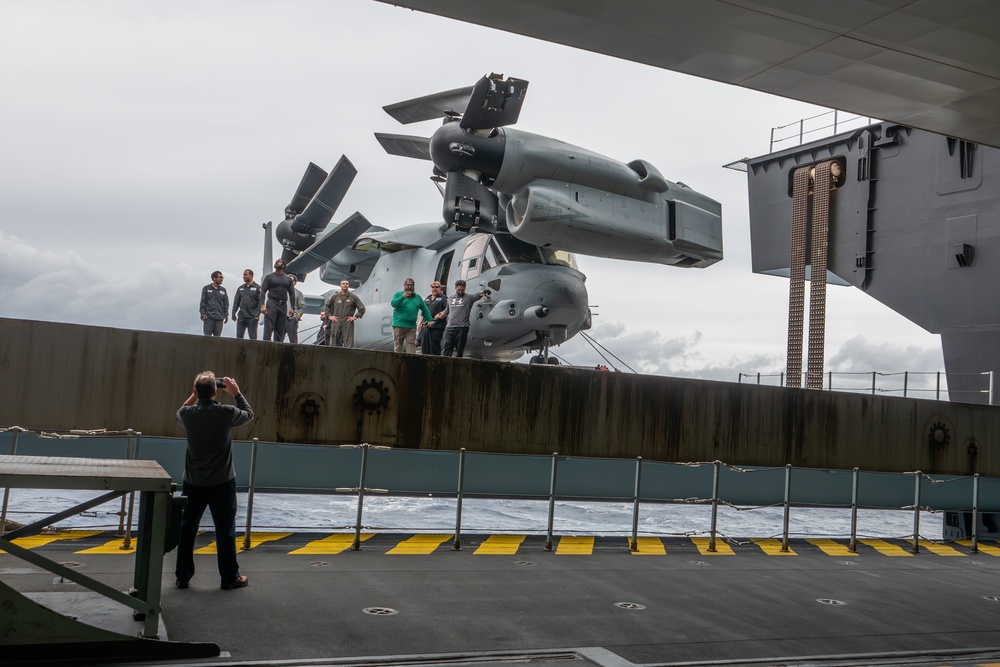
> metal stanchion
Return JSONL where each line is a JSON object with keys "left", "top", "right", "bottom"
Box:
{"left": 1, "top": 427, "right": 24, "bottom": 534}
{"left": 971, "top": 473, "right": 980, "bottom": 554}
{"left": 352, "top": 445, "right": 370, "bottom": 551}
{"left": 781, "top": 464, "right": 792, "bottom": 552}
{"left": 708, "top": 461, "right": 721, "bottom": 553}
{"left": 629, "top": 457, "right": 642, "bottom": 552}
{"left": 849, "top": 468, "right": 859, "bottom": 553}
{"left": 121, "top": 432, "right": 141, "bottom": 550}
{"left": 453, "top": 449, "right": 466, "bottom": 551}
{"left": 117, "top": 430, "right": 133, "bottom": 537}
{"left": 544, "top": 453, "right": 558, "bottom": 551}
{"left": 911, "top": 472, "right": 922, "bottom": 553}
{"left": 243, "top": 439, "right": 259, "bottom": 552}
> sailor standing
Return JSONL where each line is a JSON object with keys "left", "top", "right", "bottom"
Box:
{"left": 232, "top": 269, "right": 261, "bottom": 340}
{"left": 285, "top": 275, "right": 306, "bottom": 344}
{"left": 199, "top": 271, "right": 229, "bottom": 337}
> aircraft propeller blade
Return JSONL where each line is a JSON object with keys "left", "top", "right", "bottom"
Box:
{"left": 375, "top": 133, "right": 432, "bottom": 161}
{"left": 291, "top": 155, "right": 358, "bottom": 235}
{"left": 286, "top": 162, "right": 328, "bottom": 215}
{"left": 382, "top": 86, "right": 474, "bottom": 125}
{"left": 285, "top": 211, "right": 372, "bottom": 276}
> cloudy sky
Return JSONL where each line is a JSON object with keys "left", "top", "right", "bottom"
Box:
{"left": 0, "top": 1, "right": 945, "bottom": 392}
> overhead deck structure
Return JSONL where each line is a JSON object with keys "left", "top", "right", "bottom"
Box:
{"left": 376, "top": 1, "right": 1000, "bottom": 149}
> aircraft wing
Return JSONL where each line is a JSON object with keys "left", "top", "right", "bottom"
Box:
{"left": 286, "top": 211, "right": 372, "bottom": 276}
{"left": 375, "top": 133, "right": 432, "bottom": 161}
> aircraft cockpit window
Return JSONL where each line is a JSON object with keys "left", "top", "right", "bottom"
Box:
{"left": 494, "top": 234, "right": 543, "bottom": 264}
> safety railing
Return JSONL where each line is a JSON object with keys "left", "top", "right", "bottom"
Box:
{"left": 3, "top": 426, "right": 999, "bottom": 555}
{"left": 737, "top": 370, "right": 995, "bottom": 404}
{"left": 769, "top": 109, "right": 876, "bottom": 153}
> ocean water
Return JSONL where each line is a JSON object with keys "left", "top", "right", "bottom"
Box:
{"left": 3, "top": 489, "right": 941, "bottom": 541}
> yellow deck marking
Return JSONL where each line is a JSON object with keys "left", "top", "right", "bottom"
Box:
{"left": 629, "top": 537, "right": 666, "bottom": 555}
{"left": 956, "top": 539, "right": 1000, "bottom": 556}
{"left": 386, "top": 534, "right": 453, "bottom": 555}
{"left": 288, "top": 533, "right": 373, "bottom": 555}
{"left": 194, "top": 532, "right": 293, "bottom": 554}
{"left": 859, "top": 538, "right": 912, "bottom": 556}
{"left": 753, "top": 538, "right": 797, "bottom": 555}
{"left": 77, "top": 539, "right": 136, "bottom": 554}
{"left": 690, "top": 537, "right": 734, "bottom": 555}
{"left": 806, "top": 538, "right": 857, "bottom": 556}
{"left": 1, "top": 530, "right": 101, "bottom": 552}
{"left": 916, "top": 539, "right": 964, "bottom": 556}
{"left": 474, "top": 535, "right": 526, "bottom": 555}
{"left": 555, "top": 536, "right": 595, "bottom": 554}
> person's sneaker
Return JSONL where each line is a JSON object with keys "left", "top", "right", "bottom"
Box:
{"left": 221, "top": 575, "right": 249, "bottom": 590}
{"left": 175, "top": 580, "right": 190, "bottom": 589}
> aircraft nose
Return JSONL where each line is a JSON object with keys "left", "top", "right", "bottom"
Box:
{"left": 482, "top": 268, "right": 589, "bottom": 332}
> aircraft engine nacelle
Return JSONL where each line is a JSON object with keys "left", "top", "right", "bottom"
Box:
{"left": 506, "top": 180, "right": 723, "bottom": 268}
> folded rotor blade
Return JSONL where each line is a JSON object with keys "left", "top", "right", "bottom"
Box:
{"left": 285, "top": 211, "right": 372, "bottom": 276}
{"left": 375, "top": 133, "right": 432, "bottom": 161}
{"left": 292, "top": 155, "right": 358, "bottom": 235}
{"left": 460, "top": 74, "right": 528, "bottom": 130}
{"left": 286, "top": 162, "right": 328, "bottom": 215}
{"left": 382, "top": 86, "right": 474, "bottom": 125}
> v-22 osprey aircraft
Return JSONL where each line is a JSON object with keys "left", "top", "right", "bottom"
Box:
{"left": 275, "top": 73, "right": 723, "bottom": 362}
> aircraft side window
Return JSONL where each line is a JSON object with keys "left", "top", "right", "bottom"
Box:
{"left": 461, "top": 235, "right": 489, "bottom": 280}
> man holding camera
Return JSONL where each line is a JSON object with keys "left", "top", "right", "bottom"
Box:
{"left": 390, "top": 278, "right": 433, "bottom": 354}
{"left": 175, "top": 371, "right": 253, "bottom": 590}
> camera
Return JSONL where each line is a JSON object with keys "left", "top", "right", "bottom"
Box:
{"left": 216, "top": 378, "right": 226, "bottom": 388}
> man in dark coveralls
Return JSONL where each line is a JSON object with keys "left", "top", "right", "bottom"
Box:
{"left": 175, "top": 371, "right": 253, "bottom": 590}
{"left": 260, "top": 259, "right": 294, "bottom": 342}
{"left": 232, "top": 268, "right": 261, "bottom": 339}
{"left": 199, "top": 271, "right": 229, "bottom": 336}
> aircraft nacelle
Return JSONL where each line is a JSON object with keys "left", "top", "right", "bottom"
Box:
{"left": 506, "top": 180, "right": 722, "bottom": 268}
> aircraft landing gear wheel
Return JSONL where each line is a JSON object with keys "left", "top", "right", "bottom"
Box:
{"left": 529, "top": 355, "right": 544, "bottom": 364}
{"left": 546, "top": 358, "right": 559, "bottom": 365}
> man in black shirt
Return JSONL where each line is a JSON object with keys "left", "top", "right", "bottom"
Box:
{"left": 420, "top": 281, "right": 448, "bottom": 355}
{"left": 260, "top": 259, "right": 294, "bottom": 342}
{"left": 175, "top": 371, "right": 253, "bottom": 590}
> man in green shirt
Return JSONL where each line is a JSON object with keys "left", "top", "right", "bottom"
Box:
{"left": 390, "top": 277, "right": 433, "bottom": 354}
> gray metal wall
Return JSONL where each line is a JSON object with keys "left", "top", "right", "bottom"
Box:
{"left": 1, "top": 317, "right": 999, "bottom": 476}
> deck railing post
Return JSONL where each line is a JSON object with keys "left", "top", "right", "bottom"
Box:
{"left": 352, "top": 444, "right": 370, "bottom": 551}
{"left": 1, "top": 427, "right": 23, "bottom": 534}
{"left": 708, "top": 461, "right": 721, "bottom": 553}
{"left": 936, "top": 372, "right": 941, "bottom": 401}
{"left": 849, "top": 468, "right": 859, "bottom": 553}
{"left": 117, "top": 430, "right": 133, "bottom": 537}
{"left": 243, "top": 438, "right": 259, "bottom": 552}
{"left": 871, "top": 372, "right": 877, "bottom": 396}
{"left": 972, "top": 473, "right": 980, "bottom": 554}
{"left": 911, "top": 472, "right": 922, "bottom": 553}
{"left": 453, "top": 449, "right": 466, "bottom": 551}
{"left": 756, "top": 372, "right": 761, "bottom": 385}
{"left": 544, "top": 453, "right": 559, "bottom": 551}
{"left": 121, "top": 432, "right": 141, "bottom": 550}
{"left": 629, "top": 457, "right": 643, "bottom": 552}
{"left": 781, "top": 464, "right": 792, "bottom": 552}
{"left": 827, "top": 371, "right": 832, "bottom": 391}
{"left": 903, "top": 371, "right": 909, "bottom": 398}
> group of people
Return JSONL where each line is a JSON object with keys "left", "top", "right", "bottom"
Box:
{"left": 198, "top": 260, "right": 308, "bottom": 343}
{"left": 200, "top": 268, "right": 485, "bottom": 358}
{"left": 390, "top": 278, "right": 484, "bottom": 358}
